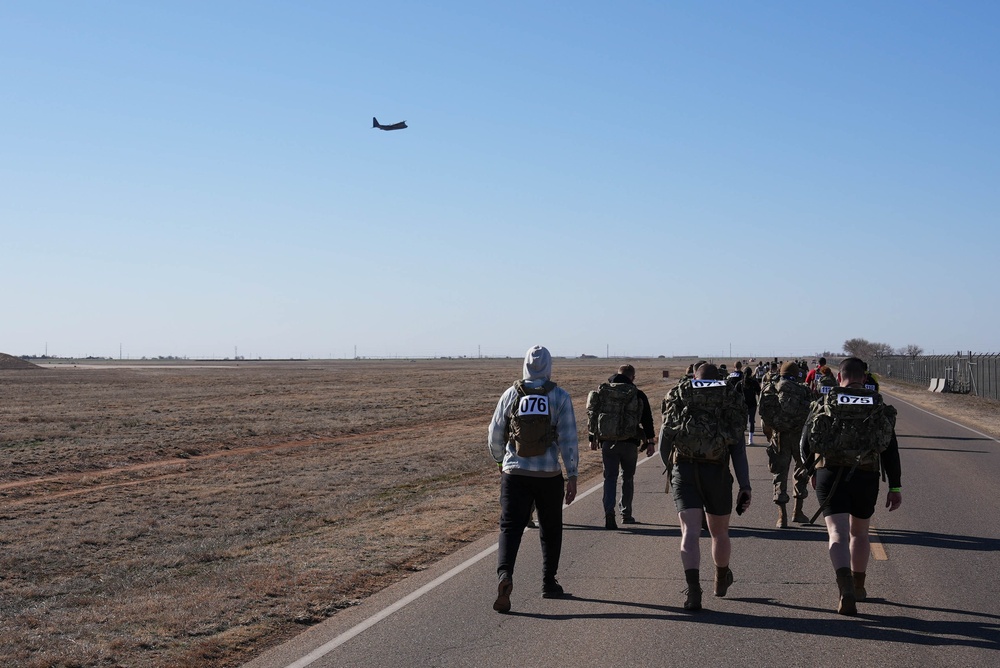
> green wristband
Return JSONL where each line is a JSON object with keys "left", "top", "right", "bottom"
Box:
{"left": 889, "top": 487, "right": 901, "bottom": 493}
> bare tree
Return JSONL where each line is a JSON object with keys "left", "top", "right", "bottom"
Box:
{"left": 870, "top": 342, "right": 894, "bottom": 359}
{"left": 843, "top": 338, "right": 874, "bottom": 359}
{"left": 899, "top": 344, "right": 924, "bottom": 359}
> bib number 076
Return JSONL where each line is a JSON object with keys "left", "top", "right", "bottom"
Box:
{"left": 519, "top": 396, "right": 549, "bottom": 415}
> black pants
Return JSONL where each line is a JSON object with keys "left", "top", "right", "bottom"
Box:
{"left": 497, "top": 472, "right": 564, "bottom": 580}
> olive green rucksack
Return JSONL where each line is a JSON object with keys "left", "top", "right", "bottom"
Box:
{"left": 505, "top": 380, "right": 558, "bottom": 457}
{"left": 807, "top": 387, "right": 897, "bottom": 467}
{"left": 587, "top": 382, "right": 641, "bottom": 441}
{"left": 661, "top": 378, "right": 747, "bottom": 463}
{"left": 758, "top": 378, "right": 812, "bottom": 432}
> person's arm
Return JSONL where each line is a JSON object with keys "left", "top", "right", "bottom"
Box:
{"left": 487, "top": 389, "right": 514, "bottom": 465}
{"left": 730, "top": 439, "right": 751, "bottom": 490}
{"left": 638, "top": 390, "right": 656, "bottom": 455}
{"left": 799, "top": 421, "right": 812, "bottom": 463}
{"left": 882, "top": 432, "right": 902, "bottom": 510}
{"left": 553, "top": 389, "right": 579, "bottom": 480}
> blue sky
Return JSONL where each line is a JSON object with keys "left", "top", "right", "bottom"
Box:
{"left": 3, "top": 1, "right": 998, "bottom": 359}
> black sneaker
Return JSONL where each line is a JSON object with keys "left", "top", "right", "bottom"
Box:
{"left": 493, "top": 572, "right": 513, "bottom": 613}
{"left": 622, "top": 515, "right": 637, "bottom": 525}
{"left": 605, "top": 513, "right": 618, "bottom": 530}
{"left": 542, "top": 578, "right": 565, "bottom": 598}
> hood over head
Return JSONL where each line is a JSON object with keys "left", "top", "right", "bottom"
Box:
{"left": 523, "top": 345, "right": 552, "bottom": 381}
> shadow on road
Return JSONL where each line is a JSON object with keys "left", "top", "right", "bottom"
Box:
{"left": 735, "top": 597, "right": 1000, "bottom": 650}
{"left": 876, "top": 528, "right": 1000, "bottom": 552}
{"left": 730, "top": 526, "right": 829, "bottom": 542}
{"left": 896, "top": 446, "right": 990, "bottom": 453}
{"left": 510, "top": 596, "right": 1000, "bottom": 650}
{"left": 896, "top": 434, "right": 994, "bottom": 442}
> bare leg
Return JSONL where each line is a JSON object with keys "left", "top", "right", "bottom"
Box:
{"left": 678, "top": 508, "right": 703, "bottom": 570}
{"left": 824, "top": 513, "right": 851, "bottom": 570}
{"left": 849, "top": 516, "right": 871, "bottom": 573}
{"left": 705, "top": 512, "right": 731, "bottom": 568}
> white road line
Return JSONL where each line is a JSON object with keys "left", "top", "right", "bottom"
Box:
{"left": 284, "top": 455, "right": 659, "bottom": 668}
{"left": 884, "top": 392, "right": 1000, "bottom": 443}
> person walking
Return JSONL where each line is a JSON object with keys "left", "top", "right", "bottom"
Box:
{"left": 759, "top": 361, "right": 813, "bottom": 527}
{"left": 658, "top": 363, "right": 751, "bottom": 611}
{"left": 801, "top": 357, "right": 902, "bottom": 615}
{"left": 741, "top": 365, "right": 762, "bottom": 445}
{"left": 587, "top": 364, "right": 656, "bottom": 529}
{"left": 487, "top": 345, "right": 579, "bottom": 613}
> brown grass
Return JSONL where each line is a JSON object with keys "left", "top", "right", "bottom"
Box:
{"left": 0, "top": 358, "right": 686, "bottom": 667}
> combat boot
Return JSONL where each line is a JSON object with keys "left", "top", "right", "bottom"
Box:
{"left": 683, "top": 569, "right": 702, "bottom": 611}
{"left": 836, "top": 567, "right": 857, "bottom": 616}
{"left": 792, "top": 498, "right": 809, "bottom": 523}
{"left": 776, "top": 503, "right": 788, "bottom": 528}
{"left": 714, "top": 566, "right": 734, "bottom": 597}
{"left": 853, "top": 571, "right": 867, "bottom": 601}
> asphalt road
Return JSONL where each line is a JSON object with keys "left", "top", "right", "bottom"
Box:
{"left": 246, "top": 393, "right": 1000, "bottom": 668}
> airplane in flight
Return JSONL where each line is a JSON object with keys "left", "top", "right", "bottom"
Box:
{"left": 372, "top": 117, "right": 407, "bottom": 131}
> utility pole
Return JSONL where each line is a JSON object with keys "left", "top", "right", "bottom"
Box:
{"left": 606, "top": 344, "right": 609, "bottom": 359}
{"left": 120, "top": 343, "right": 122, "bottom": 360}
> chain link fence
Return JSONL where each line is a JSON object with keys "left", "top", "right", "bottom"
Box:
{"left": 867, "top": 352, "right": 1000, "bottom": 401}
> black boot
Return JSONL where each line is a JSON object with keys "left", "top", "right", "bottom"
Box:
{"left": 683, "top": 569, "right": 702, "bottom": 611}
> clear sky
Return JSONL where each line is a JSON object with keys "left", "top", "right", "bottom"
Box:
{"left": 3, "top": 1, "right": 998, "bottom": 360}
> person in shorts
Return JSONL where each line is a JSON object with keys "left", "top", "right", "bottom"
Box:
{"left": 801, "top": 357, "right": 902, "bottom": 615}
{"left": 659, "top": 363, "right": 751, "bottom": 611}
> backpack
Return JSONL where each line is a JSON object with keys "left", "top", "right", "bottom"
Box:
{"left": 505, "top": 380, "right": 558, "bottom": 457}
{"left": 758, "top": 378, "right": 812, "bottom": 432}
{"left": 726, "top": 372, "right": 744, "bottom": 395}
{"left": 816, "top": 374, "right": 838, "bottom": 397}
{"left": 587, "top": 382, "right": 641, "bottom": 441}
{"left": 661, "top": 378, "right": 747, "bottom": 463}
{"left": 807, "top": 387, "right": 897, "bottom": 467}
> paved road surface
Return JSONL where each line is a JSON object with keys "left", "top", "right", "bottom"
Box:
{"left": 246, "top": 393, "right": 1000, "bottom": 668}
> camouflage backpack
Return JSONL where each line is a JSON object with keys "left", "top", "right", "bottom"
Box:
{"left": 661, "top": 378, "right": 747, "bottom": 463}
{"left": 758, "top": 378, "right": 812, "bottom": 432}
{"left": 587, "top": 382, "right": 641, "bottom": 441}
{"left": 816, "top": 373, "right": 838, "bottom": 397}
{"left": 505, "top": 380, "right": 558, "bottom": 457}
{"left": 806, "top": 386, "right": 897, "bottom": 467}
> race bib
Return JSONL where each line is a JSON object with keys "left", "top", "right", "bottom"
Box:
{"left": 865, "top": 384, "right": 877, "bottom": 391}
{"left": 692, "top": 379, "right": 726, "bottom": 388}
{"left": 518, "top": 395, "right": 549, "bottom": 415}
{"left": 820, "top": 385, "right": 833, "bottom": 394}
{"left": 837, "top": 394, "right": 874, "bottom": 405}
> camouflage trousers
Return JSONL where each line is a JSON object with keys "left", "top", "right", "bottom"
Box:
{"left": 766, "top": 429, "right": 810, "bottom": 504}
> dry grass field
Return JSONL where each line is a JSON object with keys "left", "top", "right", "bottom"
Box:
{"left": 0, "top": 357, "right": 687, "bottom": 667}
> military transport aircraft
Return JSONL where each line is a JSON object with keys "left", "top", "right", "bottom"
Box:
{"left": 372, "top": 117, "right": 407, "bottom": 131}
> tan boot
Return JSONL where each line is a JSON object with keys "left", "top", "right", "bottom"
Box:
{"left": 792, "top": 498, "right": 809, "bottom": 523}
{"left": 836, "top": 567, "right": 857, "bottom": 616}
{"left": 776, "top": 504, "right": 788, "bottom": 528}
{"left": 714, "top": 566, "right": 734, "bottom": 597}
{"left": 853, "top": 571, "right": 867, "bottom": 601}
